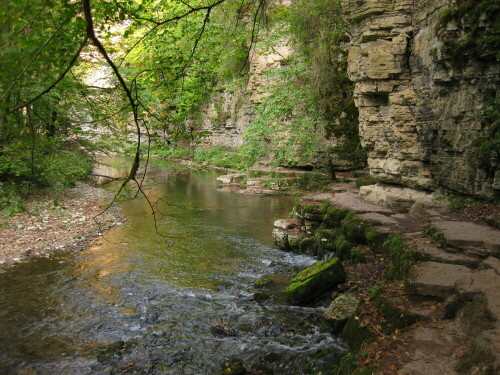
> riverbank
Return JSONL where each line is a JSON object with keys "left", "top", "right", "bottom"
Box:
{"left": 267, "top": 177, "right": 500, "bottom": 374}
{"left": 0, "top": 181, "right": 124, "bottom": 270}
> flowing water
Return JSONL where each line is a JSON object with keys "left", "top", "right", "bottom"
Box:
{"left": 0, "top": 158, "right": 346, "bottom": 375}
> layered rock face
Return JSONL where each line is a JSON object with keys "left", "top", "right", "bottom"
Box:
{"left": 345, "top": 0, "right": 499, "bottom": 197}
{"left": 196, "top": 38, "right": 292, "bottom": 148}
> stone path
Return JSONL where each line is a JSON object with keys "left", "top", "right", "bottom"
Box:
{"left": 275, "top": 178, "right": 500, "bottom": 374}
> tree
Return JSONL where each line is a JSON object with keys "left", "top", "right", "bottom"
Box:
{"left": 0, "top": 0, "right": 267, "bottom": 214}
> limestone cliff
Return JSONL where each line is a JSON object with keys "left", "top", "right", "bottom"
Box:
{"left": 194, "top": 0, "right": 362, "bottom": 170}
{"left": 195, "top": 36, "right": 292, "bottom": 149}
{"left": 345, "top": 0, "right": 499, "bottom": 198}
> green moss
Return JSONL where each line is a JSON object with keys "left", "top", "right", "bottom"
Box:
{"left": 332, "top": 352, "right": 374, "bottom": 375}
{"left": 437, "top": 0, "right": 500, "bottom": 62}
{"left": 322, "top": 204, "right": 350, "bottom": 228}
{"left": 383, "top": 235, "right": 422, "bottom": 280}
{"left": 364, "top": 226, "right": 388, "bottom": 252}
{"left": 295, "top": 201, "right": 322, "bottom": 218}
{"left": 290, "top": 237, "right": 315, "bottom": 255}
{"left": 286, "top": 258, "right": 346, "bottom": 304}
{"left": 342, "top": 315, "right": 373, "bottom": 352}
{"left": 341, "top": 213, "right": 367, "bottom": 244}
{"left": 314, "top": 227, "right": 338, "bottom": 255}
{"left": 350, "top": 247, "right": 368, "bottom": 266}
{"left": 254, "top": 277, "right": 274, "bottom": 288}
{"left": 335, "top": 239, "right": 354, "bottom": 259}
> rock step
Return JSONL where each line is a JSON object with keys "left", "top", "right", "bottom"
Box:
{"left": 403, "top": 233, "right": 481, "bottom": 268}
{"left": 431, "top": 220, "right": 500, "bottom": 258}
{"left": 455, "top": 269, "right": 500, "bottom": 325}
{"left": 303, "top": 191, "right": 394, "bottom": 215}
{"left": 358, "top": 212, "right": 420, "bottom": 233}
{"left": 398, "top": 324, "right": 465, "bottom": 375}
{"left": 408, "top": 261, "right": 473, "bottom": 298}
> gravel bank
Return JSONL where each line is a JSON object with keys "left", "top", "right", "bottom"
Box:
{"left": 0, "top": 182, "right": 124, "bottom": 270}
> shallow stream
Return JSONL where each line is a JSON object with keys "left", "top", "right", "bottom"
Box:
{"left": 0, "top": 158, "right": 345, "bottom": 374}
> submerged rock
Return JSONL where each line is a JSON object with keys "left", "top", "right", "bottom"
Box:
{"left": 254, "top": 277, "right": 274, "bottom": 288}
{"left": 286, "top": 258, "right": 346, "bottom": 304}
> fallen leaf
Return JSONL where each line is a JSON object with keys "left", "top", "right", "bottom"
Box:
{"left": 389, "top": 364, "right": 398, "bottom": 371}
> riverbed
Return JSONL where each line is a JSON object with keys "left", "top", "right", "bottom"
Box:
{"left": 0, "top": 158, "right": 346, "bottom": 374}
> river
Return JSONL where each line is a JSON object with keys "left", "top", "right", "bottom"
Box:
{"left": 0, "top": 158, "right": 346, "bottom": 374}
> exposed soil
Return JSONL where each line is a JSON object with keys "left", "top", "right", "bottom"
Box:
{"left": 0, "top": 182, "right": 124, "bottom": 270}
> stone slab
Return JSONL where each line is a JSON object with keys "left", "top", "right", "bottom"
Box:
{"left": 405, "top": 235, "right": 480, "bottom": 268}
{"left": 399, "top": 325, "right": 463, "bottom": 375}
{"left": 303, "top": 191, "right": 394, "bottom": 215}
{"left": 409, "top": 261, "right": 472, "bottom": 298}
{"left": 479, "top": 256, "right": 500, "bottom": 275}
{"left": 432, "top": 221, "right": 500, "bottom": 257}
{"left": 359, "top": 184, "right": 438, "bottom": 213}
{"left": 455, "top": 269, "right": 500, "bottom": 321}
{"left": 357, "top": 212, "right": 399, "bottom": 226}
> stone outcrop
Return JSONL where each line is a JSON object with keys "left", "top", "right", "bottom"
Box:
{"left": 195, "top": 36, "right": 293, "bottom": 149}
{"left": 194, "top": 0, "right": 361, "bottom": 170}
{"left": 345, "top": 0, "right": 499, "bottom": 198}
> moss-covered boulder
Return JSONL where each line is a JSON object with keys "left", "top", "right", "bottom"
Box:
{"left": 286, "top": 258, "right": 346, "bottom": 304}
{"left": 335, "top": 238, "right": 354, "bottom": 259}
{"left": 341, "top": 213, "right": 367, "bottom": 244}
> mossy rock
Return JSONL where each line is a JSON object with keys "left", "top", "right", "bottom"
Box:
{"left": 335, "top": 239, "right": 354, "bottom": 259}
{"left": 254, "top": 277, "right": 274, "bottom": 288}
{"left": 364, "top": 226, "right": 389, "bottom": 252}
{"left": 371, "top": 292, "right": 418, "bottom": 333}
{"left": 295, "top": 237, "right": 317, "bottom": 255}
{"left": 321, "top": 204, "right": 350, "bottom": 228}
{"left": 341, "top": 213, "right": 367, "bottom": 244}
{"left": 286, "top": 258, "right": 346, "bottom": 304}
{"left": 295, "top": 202, "right": 322, "bottom": 220}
